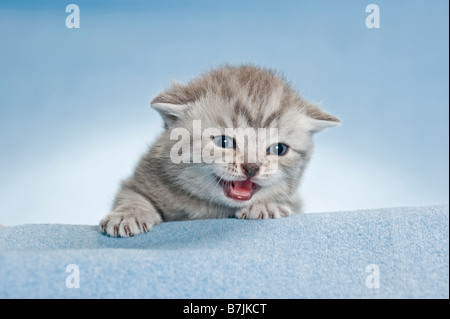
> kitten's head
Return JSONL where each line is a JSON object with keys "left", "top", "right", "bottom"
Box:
{"left": 151, "top": 65, "right": 339, "bottom": 207}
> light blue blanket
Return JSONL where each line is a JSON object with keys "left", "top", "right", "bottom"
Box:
{"left": 0, "top": 206, "right": 448, "bottom": 298}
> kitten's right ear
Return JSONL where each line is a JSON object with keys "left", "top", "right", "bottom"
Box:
{"left": 151, "top": 83, "right": 192, "bottom": 126}
{"left": 150, "top": 100, "right": 188, "bottom": 127}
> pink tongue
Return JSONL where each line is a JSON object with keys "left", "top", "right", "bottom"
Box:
{"left": 228, "top": 179, "right": 254, "bottom": 200}
{"left": 233, "top": 180, "right": 253, "bottom": 192}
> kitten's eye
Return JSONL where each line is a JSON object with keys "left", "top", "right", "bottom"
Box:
{"left": 267, "top": 143, "right": 289, "bottom": 156}
{"left": 213, "top": 135, "right": 236, "bottom": 149}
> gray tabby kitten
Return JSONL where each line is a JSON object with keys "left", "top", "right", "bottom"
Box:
{"left": 100, "top": 65, "right": 339, "bottom": 237}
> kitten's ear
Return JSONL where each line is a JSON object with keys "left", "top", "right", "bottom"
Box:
{"left": 151, "top": 98, "right": 189, "bottom": 127}
{"left": 304, "top": 104, "right": 341, "bottom": 133}
{"left": 151, "top": 83, "right": 192, "bottom": 126}
{"left": 151, "top": 102, "right": 188, "bottom": 126}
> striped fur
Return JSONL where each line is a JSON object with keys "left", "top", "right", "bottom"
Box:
{"left": 100, "top": 64, "right": 340, "bottom": 237}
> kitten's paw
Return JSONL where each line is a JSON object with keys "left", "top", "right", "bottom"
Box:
{"left": 236, "top": 202, "right": 293, "bottom": 220}
{"left": 99, "top": 210, "right": 162, "bottom": 237}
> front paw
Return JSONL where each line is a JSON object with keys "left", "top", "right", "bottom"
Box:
{"left": 235, "top": 202, "right": 293, "bottom": 219}
{"left": 99, "top": 210, "right": 162, "bottom": 237}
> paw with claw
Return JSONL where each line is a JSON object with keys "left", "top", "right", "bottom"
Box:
{"left": 235, "top": 202, "right": 293, "bottom": 220}
{"left": 100, "top": 210, "right": 162, "bottom": 237}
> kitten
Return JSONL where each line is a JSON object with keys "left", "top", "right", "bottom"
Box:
{"left": 100, "top": 65, "right": 339, "bottom": 237}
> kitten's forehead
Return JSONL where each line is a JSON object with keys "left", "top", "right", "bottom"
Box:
{"left": 201, "top": 65, "right": 290, "bottom": 106}
{"left": 192, "top": 92, "right": 307, "bottom": 136}
{"left": 190, "top": 69, "right": 304, "bottom": 131}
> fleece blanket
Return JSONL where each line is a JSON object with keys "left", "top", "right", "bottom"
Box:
{"left": 0, "top": 206, "right": 448, "bottom": 299}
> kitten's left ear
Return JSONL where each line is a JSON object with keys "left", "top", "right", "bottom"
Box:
{"left": 304, "top": 104, "right": 341, "bottom": 133}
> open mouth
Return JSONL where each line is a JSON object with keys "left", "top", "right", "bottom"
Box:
{"left": 217, "top": 177, "right": 261, "bottom": 201}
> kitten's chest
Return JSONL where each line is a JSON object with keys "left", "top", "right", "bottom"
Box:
{"left": 162, "top": 198, "right": 236, "bottom": 221}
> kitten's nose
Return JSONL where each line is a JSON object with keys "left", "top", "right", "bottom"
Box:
{"left": 241, "top": 163, "right": 260, "bottom": 178}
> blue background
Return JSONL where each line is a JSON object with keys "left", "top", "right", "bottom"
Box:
{"left": 0, "top": 0, "right": 448, "bottom": 225}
